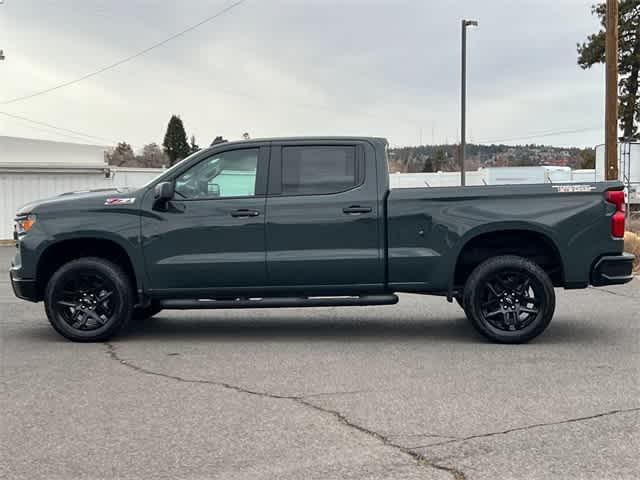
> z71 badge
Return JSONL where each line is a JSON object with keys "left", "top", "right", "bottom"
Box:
{"left": 552, "top": 185, "right": 597, "bottom": 193}
{"left": 104, "top": 197, "right": 136, "bottom": 205}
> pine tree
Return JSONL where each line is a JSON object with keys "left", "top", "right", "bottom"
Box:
{"left": 162, "top": 115, "right": 190, "bottom": 165}
{"left": 578, "top": 1, "right": 640, "bottom": 139}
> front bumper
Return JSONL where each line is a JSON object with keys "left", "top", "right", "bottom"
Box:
{"left": 590, "top": 253, "right": 635, "bottom": 287}
{"left": 10, "top": 269, "right": 38, "bottom": 302}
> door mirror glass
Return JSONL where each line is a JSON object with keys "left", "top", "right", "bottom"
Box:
{"left": 154, "top": 181, "right": 174, "bottom": 201}
{"left": 208, "top": 183, "right": 221, "bottom": 197}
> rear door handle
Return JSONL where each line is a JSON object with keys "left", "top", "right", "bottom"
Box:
{"left": 343, "top": 206, "right": 372, "bottom": 215}
{"left": 230, "top": 209, "right": 260, "bottom": 218}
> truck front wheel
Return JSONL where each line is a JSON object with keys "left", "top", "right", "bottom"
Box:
{"left": 44, "top": 257, "right": 134, "bottom": 342}
{"left": 462, "top": 255, "right": 555, "bottom": 344}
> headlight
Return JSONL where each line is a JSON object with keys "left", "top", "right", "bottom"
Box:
{"left": 15, "top": 214, "right": 36, "bottom": 235}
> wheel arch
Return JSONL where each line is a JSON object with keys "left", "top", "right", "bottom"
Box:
{"left": 450, "top": 224, "right": 565, "bottom": 295}
{"left": 35, "top": 235, "right": 143, "bottom": 302}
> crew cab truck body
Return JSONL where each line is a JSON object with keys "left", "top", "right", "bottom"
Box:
{"left": 10, "top": 137, "right": 634, "bottom": 343}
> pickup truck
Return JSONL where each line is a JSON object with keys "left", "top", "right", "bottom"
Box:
{"left": 10, "top": 137, "right": 634, "bottom": 343}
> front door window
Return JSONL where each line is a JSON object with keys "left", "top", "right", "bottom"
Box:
{"left": 174, "top": 149, "right": 258, "bottom": 199}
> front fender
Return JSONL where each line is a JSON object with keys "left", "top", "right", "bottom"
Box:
{"left": 20, "top": 210, "right": 145, "bottom": 294}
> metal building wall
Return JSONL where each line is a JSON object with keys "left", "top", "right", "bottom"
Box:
{"left": 0, "top": 167, "right": 163, "bottom": 240}
{"left": 110, "top": 167, "right": 163, "bottom": 187}
{"left": 0, "top": 170, "right": 111, "bottom": 239}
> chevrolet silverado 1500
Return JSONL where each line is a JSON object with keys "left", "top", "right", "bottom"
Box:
{"left": 10, "top": 137, "right": 634, "bottom": 343}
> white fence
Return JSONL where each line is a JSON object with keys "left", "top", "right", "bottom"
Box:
{"left": 110, "top": 167, "right": 163, "bottom": 188}
{"left": 390, "top": 166, "right": 596, "bottom": 189}
{"left": 0, "top": 167, "right": 162, "bottom": 240}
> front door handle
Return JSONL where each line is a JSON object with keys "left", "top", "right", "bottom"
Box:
{"left": 343, "top": 206, "right": 372, "bottom": 215}
{"left": 230, "top": 209, "right": 260, "bottom": 218}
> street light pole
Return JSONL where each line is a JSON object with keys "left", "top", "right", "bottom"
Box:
{"left": 461, "top": 19, "right": 478, "bottom": 187}
{"left": 0, "top": 0, "right": 5, "bottom": 61}
{"left": 605, "top": 0, "right": 619, "bottom": 181}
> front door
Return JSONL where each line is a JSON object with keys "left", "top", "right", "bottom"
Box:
{"left": 141, "top": 145, "right": 269, "bottom": 296}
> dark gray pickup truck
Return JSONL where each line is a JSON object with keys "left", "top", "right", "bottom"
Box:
{"left": 10, "top": 137, "right": 634, "bottom": 343}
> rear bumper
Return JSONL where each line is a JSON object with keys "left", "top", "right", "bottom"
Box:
{"left": 590, "top": 253, "right": 635, "bottom": 287}
{"left": 9, "top": 270, "right": 38, "bottom": 302}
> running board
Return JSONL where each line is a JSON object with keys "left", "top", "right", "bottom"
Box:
{"left": 159, "top": 294, "right": 399, "bottom": 310}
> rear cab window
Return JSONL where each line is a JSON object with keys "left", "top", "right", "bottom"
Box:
{"left": 269, "top": 144, "right": 364, "bottom": 196}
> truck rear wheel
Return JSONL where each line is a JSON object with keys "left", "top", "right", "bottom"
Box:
{"left": 462, "top": 255, "right": 555, "bottom": 344}
{"left": 44, "top": 257, "right": 133, "bottom": 342}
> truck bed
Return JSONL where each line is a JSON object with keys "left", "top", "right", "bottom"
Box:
{"left": 386, "top": 182, "right": 624, "bottom": 293}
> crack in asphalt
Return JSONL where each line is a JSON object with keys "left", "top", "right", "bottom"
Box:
{"left": 303, "top": 388, "right": 376, "bottom": 398}
{"left": 105, "top": 342, "right": 466, "bottom": 480}
{"left": 389, "top": 433, "right": 460, "bottom": 441}
{"left": 412, "top": 407, "right": 640, "bottom": 450}
{"left": 588, "top": 285, "right": 638, "bottom": 299}
{"left": 104, "top": 343, "right": 295, "bottom": 400}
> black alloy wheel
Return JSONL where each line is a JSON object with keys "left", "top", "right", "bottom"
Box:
{"left": 44, "top": 257, "right": 133, "bottom": 342}
{"left": 463, "top": 255, "right": 555, "bottom": 344}
{"left": 54, "top": 272, "right": 118, "bottom": 331}
{"left": 479, "top": 271, "right": 541, "bottom": 332}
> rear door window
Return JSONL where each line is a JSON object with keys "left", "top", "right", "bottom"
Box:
{"left": 281, "top": 146, "right": 357, "bottom": 195}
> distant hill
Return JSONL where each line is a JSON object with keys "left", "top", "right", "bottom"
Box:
{"left": 388, "top": 144, "right": 596, "bottom": 173}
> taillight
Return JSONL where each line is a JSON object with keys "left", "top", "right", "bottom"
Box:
{"left": 606, "top": 190, "right": 626, "bottom": 238}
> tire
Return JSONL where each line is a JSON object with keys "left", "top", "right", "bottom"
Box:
{"left": 462, "top": 255, "right": 555, "bottom": 344}
{"left": 44, "top": 257, "right": 134, "bottom": 342}
{"left": 132, "top": 303, "right": 162, "bottom": 320}
{"left": 455, "top": 295, "right": 464, "bottom": 309}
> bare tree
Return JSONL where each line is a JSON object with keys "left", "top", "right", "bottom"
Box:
{"left": 139, "top": 143, "right": 169, "bottom": 168}
{"left": 106, "top": 142, "right": 136, "bottom": 166}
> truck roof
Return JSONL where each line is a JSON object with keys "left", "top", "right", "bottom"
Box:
{"left": 210, "top": 136, "right": 388, "bottom": 147}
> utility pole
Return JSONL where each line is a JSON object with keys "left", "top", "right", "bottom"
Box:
{"left": 461, "top": 19, "right": 478, "bottom": 186}
{"left": 605, "top": 0, "right": 619, "bottom": 180}
{"left": 0, "top": 1, "right": 5, "bottom": 61}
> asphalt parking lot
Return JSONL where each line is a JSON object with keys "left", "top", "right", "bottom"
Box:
{"left": 1, "top": 246, "right": 638, "bottom": 480}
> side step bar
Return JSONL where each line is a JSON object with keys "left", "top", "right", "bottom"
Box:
{"left": 159, "top": 294, "right": 399, "bottom": 310}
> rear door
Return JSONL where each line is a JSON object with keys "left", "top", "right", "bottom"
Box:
{"left": 265, "top": 141, "right": 384, "bottom": 291}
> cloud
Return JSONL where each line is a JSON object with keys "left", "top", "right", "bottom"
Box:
{"left": 0, "top": 0, "right": 606, "bottom": 148}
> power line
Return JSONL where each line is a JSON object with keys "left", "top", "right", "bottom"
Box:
{"left": 477, "top": 126, "right": 603, "bottom": 145}
{"left": 0, "top": 111, "right": 116, "bottom": 144}
{"left": 0, "top": 0, "right": 247, "bottom": 105}
{"left": 5, "top": 119, "right": 106, "bottom": 144}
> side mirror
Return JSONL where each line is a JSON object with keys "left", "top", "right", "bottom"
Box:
{"left": 154, "top": 181, "right": 174, "bottom": 202}
{"left": 197, "top": 179, "right": 209, "bottom": 196}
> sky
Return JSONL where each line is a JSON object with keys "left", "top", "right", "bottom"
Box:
{"left": 0, "top": 0, "right": 609, "bottom": 150}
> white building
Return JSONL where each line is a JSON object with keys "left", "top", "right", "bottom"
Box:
{"left": 0, "top": 136, "right": 161, "bottom": 240}
{"left": 0, "top": 135, "right": 109, "bottom": 168}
